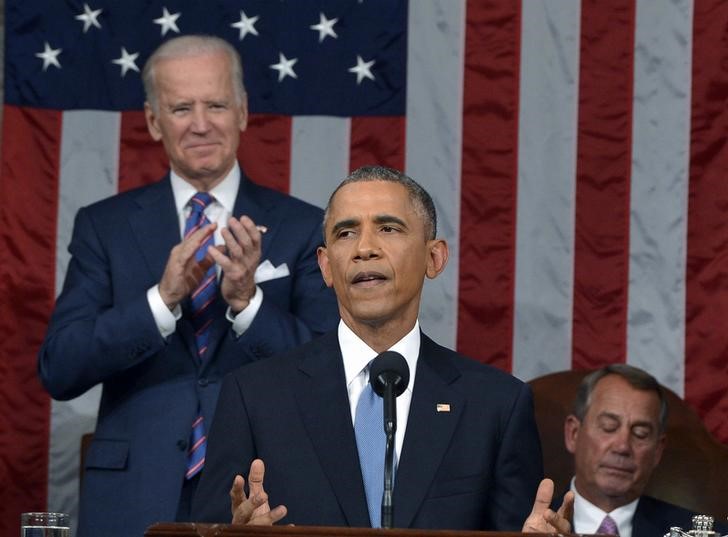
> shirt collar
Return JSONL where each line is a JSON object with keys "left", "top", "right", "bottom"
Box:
{"left": 170, "top": 162, "right": 240, "bottom": 215}
{"left": 571, "top": 477, "right": 639, "bottom": 536}
{"left": 339, "top": 319, "right": 419, "bottom": 395}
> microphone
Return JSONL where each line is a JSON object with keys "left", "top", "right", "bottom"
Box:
{"left": 368, "top": 351, "right": 410, "bottom": 529}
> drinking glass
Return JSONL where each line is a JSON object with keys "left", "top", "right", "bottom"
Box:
{"left": 20, "top": 512, "right": 70, "bottom": 537}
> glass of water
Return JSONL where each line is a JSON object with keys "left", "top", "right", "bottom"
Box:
{"left": 20, "top": 512, "right": 70, "bottom": 537}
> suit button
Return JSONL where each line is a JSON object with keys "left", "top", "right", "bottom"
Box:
{"left": 198, "top": 378, "right": 209, "bottom": 387}
{"left": 177, "top": 440, "right": 187, "bottom": 451}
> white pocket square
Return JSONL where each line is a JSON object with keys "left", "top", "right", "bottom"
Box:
{"left": 255, "top": 259, "right": 290, "bottom": 283}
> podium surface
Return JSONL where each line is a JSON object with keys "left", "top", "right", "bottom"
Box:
{"left": 145, "top": 523, "right": 598, "bottom": 537}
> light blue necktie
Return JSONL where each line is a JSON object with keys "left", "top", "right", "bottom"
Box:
{"left": 354, "top": 378, "right": 385, "bottom": 527}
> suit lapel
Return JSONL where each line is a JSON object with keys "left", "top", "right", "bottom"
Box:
{"left": 632, "top": 497, "right": 664, "bottom": 537}
{"left": 126, "top": 177, "right": 202, "bottom": 361}
{"left": 294, "top": 333, "right": 371, "bottom": 527}
{"left": 128, "top": 177, "right": 179, "bottom": 282}
{"left": 232, "top": 173, "right": 280, "bottom": 261}
{"left": 204, "top": 173, "right": 279, "bottom": 363}
{"left": 393, "top": 335, "right": 465, "bottom": 528}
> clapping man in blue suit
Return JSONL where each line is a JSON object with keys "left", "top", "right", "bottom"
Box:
{"left": 193, "top": 166, "right": 572, "bottom": 532}
{"left": 38, "top": 35, "right": 338, "bottom": 537}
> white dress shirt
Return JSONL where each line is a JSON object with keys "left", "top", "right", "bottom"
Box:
{"left": 339, "top": 319, "right": 420, "bottom": 463}
{"left": 570, "top": 477, "right": 638, "bottom": 537}
{"left": 147, "top": 163, "right": 263, "bottom": 339}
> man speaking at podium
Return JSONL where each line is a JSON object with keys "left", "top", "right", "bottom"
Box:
{"left": 194, "top": 166, "right": 572, "bottom": 532}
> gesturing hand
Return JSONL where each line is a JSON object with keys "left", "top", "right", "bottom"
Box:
{"left": 521, "top": 478, "right": 574, "bottom": 533}
{"left": 230, "top": 459, "right": 287, "bottom": 525}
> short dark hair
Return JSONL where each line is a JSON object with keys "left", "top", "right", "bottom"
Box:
{"left": 323, "top": 165, "right": 437, "bottom": 241}
{"left": 572, "top": 364, "right": 668, "bottom": 432}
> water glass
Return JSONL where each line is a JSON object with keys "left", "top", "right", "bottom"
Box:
{"left": 20, "top": 512, "right": 70, "bottom": 537}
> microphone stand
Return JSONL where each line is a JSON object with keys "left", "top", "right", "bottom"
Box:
{"left": 369, "top": 350, "right": 409, "bottom": 529}
{"left": 381, "top": 380, "right": 397, "bottom": 529}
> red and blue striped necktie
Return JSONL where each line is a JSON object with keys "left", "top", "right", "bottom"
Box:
{"left": 184, "top": 191, "right": 216, "bottom": 479}
{"left": 184, "top": 192, "right": 217, "bottom": 360}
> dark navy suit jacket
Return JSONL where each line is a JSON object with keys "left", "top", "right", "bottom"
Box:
{"left": 561, "top": 492, "right": 728, "bottom": 536}
{"left": 193, "top": 331, "right": 544, "bottom": 531}
{"left": 38, "top": 172, "right": 339, "bottom": 537}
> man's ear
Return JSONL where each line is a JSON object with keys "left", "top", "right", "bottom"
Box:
{"left": 564, "top": 414, "right": 581, "bottom": 454}
{"left": 144, "top": 102, "right": 163, "bottom": 142}
{"left": 653, "top": 432, "right": 667, "bottom": 467}
{"left": 317, "top": 246, "right": 334, "bottom": 288}
{"left": 238, "top": 93, "right": 248, "bottom": 133}
{"left": 425, "top": 239, "right": 449, "bottom": 279}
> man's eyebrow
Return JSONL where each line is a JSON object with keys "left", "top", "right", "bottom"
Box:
{"left": 630, "top": 421, "right": 655, "bottom": 430}
{"left": 166, "top": 100, "right": 191, "bottom": 109}
{"left": 373, "top": 214, "right": 408, "bottom": 228}
{"left": 595, "top": 412, "right": 655, "bottom": 429}
{"left": 330, "top": 214, "right": 409, "bottom": 236}
{"left": 331, "top": 218, "right": 359, "bottom": 235}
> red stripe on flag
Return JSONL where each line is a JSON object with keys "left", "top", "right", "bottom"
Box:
{"left": 685, "top": 0, "right": 728, "bottom": 443}
{"left": 0, "top": 105, "right": 61, "bottom": 536}
{"left": 238, "top": 114, "right": 292, "bottom": 194}
{"left": 457, "top": 1, "right": 521, "bottom": 372}
{"left": 570, "top": 1, "right": 635, "bottom": 370}
{"left": 350, "top": 116, "right": 406, "bottom": 172}
{"left": 119, "top": 111, "right": 169, "bottom": 192}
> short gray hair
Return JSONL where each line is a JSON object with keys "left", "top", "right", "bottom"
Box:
{"left": 572, "top": 364, "right": 668, "bottom": 432}
{"left": 142, "top": 34, "right": 246, "bottom": 113}
{"left": 323, "top": 165, "right": 437, "bottom": 242}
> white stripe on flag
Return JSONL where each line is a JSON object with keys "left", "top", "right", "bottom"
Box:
{"left": 290, "top": 116, "right": 351, "bottom": 209}
{"left": 405, "top": 0, "right": 465, "bottom": 350}
{"left": 626, "top": 0, "right": 693, "bottom": 395}
{"left": 49, "top": 110, "right": 120, "bottom": 527}
{"left": 55, "top": 110, "right": 121, "bottom": 291}
{"left": 512, "top": 0, "right": 581, "bottom": 381}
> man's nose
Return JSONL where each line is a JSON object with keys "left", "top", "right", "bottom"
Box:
{"left": 611, "top": 428, "right": 633, "bottom": 455}
{"left": 354, "top": 229, "right": 380, "bottom": 260}
{"left": 190, "top": 107, "right": 210, "bottom": 132}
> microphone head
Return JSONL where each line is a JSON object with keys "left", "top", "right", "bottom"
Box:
{"left": 369, "top": 351, "right": 410, "bottom": 398}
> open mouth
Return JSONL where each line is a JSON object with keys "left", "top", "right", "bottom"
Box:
{"left": 352, "top": 271, "right": 387, "bottom": 286}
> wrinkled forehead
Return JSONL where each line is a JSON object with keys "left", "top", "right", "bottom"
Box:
{"left": 587, "top": 375, "right": 662, "bottom": 425}
{"left": 327, "top": 181, "right": 415, "bottom": 222}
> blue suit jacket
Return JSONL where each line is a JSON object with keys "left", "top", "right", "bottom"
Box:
{"left": 193, "top": 331, "right": 544, "bottom": 531}
{"left": 38, "top": 172, "right": 339, "bottom": 537}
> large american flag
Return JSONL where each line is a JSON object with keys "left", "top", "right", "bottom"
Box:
{"left": 2, "top": 0, "right": 728, "bottom": 535}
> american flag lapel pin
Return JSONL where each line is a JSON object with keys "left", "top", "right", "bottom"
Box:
{"left": 436, "top": 403, "right": 451, "bottom": 413}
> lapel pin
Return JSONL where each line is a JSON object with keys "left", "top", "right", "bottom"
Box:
{"left": 436, "top": 403, "right": 451, "bottom": 413}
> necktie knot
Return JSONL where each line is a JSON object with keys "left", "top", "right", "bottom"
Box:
{"left": 184, "top": 192, "right": 215, "bottom": 244}
{"left": 189, "top": 192, "right": 214, "bottom": 215}
{"left": 597, "top": 514, "right": 619, "bottom": 536}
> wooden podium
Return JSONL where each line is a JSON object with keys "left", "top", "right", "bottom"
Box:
{"left": 145, "top": 523, "right": 594, "bottom": 537}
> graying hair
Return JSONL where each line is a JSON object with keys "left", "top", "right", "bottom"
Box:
{"left": 142, "top": 35, "right": 246, "bottom": 113}
{"left": 573, "top": 364, "right": 668, "bottom": 433}
{"left": 323, "top": 166, "right": 437, "bottom": 242}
